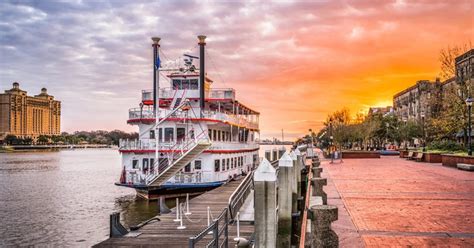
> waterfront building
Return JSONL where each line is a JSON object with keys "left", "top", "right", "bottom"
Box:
{"left": 393, "top": 49, "right": 473, "bottom": 122}
{"left": 392, "top": 79, "right": 442, "bottom": 121}
{"left": 0, "top": 82, "right": 61, "bottom": 140}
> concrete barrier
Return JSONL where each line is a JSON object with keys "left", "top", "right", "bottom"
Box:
{"left": 254, "top": 158, "right": 277, "bottom": 248}
{"left": 311, "top": 178, "right": 327, "bottom": 205}
{"left": 309, "top": 205, "right": 338, "bottom": 248}
{"left": 311, "top": 167, "right": 322, "bottom": 178}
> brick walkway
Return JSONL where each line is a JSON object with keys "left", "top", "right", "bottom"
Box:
{"left": 321, "top": 156, "right": 474, "bottom": 247}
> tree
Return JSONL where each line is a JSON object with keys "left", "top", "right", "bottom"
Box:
{"left": 37, "top": 135, "right": 49, "bottom": 145}
{"left": 4, "top": 135, "right": 18, "bottom": 145}
{"left": 439, "top": 42, "right": 471, "bottom": 80}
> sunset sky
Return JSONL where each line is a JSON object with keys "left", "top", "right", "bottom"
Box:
{"left": 1, "top": 0, "right": 472, "bottom": 140}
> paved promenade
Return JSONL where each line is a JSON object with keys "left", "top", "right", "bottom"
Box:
{"left": 321, "top": 156, "right": 474, "bottom": 247}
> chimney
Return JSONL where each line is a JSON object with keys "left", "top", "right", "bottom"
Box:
{"left": 151, "top": 37, "right": 161, "bottom": 112}
{"left": 198, "top": 35, "right": 206, "bottom": 116}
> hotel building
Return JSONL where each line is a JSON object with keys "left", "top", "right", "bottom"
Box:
{"left": 0, "top": 82, "right": 61, "bottom": 140}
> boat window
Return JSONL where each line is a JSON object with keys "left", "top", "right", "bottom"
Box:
{"left": 240, "top": 156, "right": 243, "bottom": 167}
{"left": 194, "top": 160, "right": 201, "bottom": 170}
{"left": 190, "top": 79, "right": 198, "bottom": 89}
{"left": 164, "top": 128, "right": 174, "bottom": 142}
{"left": 159, "top": 128, "right": 163, "bottom": 141}
{"left": 218, "top": 130, "right": 221, "bottom": 141}
{"left": 181, "top": 79, "right": 190, "bottom": 89}
{"left": 143, "top": 158, "right": 149, "bottom": 171}
{"left": 184, "top": 163, "right": 191, "bottom": 172}
{"left": 208, "top": 129, "right": 212, "bottom": 140}
{"left": 231, "top": 158, "right": 234, "bottom": 169}
{"left": 177, "top": 128, "right": 186, "bottom": 143}
{"left": 172, "top": 79, "right": 181, "bottom": 89}
{"left": 150, "top": 158, "right": 155, "bottom": 169}
{"left": 150, "top": 130, "right": 155, "bottom": 139}
{"left": 221, "top": 159, "right": 226, "bottom": 171}
{"left": 226, "top": 159, "right": 229, "bottom": 170}
{"left": 132, "top": 159, "right": 139, "bottom": 169}
{"left": 226, "top": 158, "right": 230, "bottom": 170}
{"left": 213, "top": 130, "right": 217, "bottom": 141}
{"left": 214, "top": 159, "right": 220, "bottom": 172}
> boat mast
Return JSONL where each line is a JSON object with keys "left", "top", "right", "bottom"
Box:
{"left": 198, "top": 35, "right": 206, "bottom": 118}
{"left": 152, "top": 37, "right": 161, "bottom": 165}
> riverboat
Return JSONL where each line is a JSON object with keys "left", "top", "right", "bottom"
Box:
{"left": 116, "top": 36, "right": 260, "bottom": 200}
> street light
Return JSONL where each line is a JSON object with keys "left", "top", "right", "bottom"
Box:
{"left": 466, "top": 97, "right": 473, "bottom": 156}
{"left": 421, "top": 112, "right": 426, "bottom": 152}
{"left": 403, "top": 117, "right": 408, "bottom": 150}
{"left": 309, "top": 128, "right": 314, "bottom": 147}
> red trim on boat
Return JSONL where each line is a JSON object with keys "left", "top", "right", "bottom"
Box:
{"left": 119, "top": 148, "right": 259, "bottom": 154}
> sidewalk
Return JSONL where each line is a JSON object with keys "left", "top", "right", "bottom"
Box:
{"left": 321, "top": 156, "right": 474, "bottom": 247}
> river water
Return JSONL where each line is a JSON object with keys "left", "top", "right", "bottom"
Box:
{"left": 0, "top": 145, "right": 292, "bottom": 246}
{"left": 0, "top": 149, "right": 159, "bottom": 247}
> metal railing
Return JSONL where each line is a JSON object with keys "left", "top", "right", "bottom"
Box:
{"left": 188, "top": 208, "right": 229, "bottom": 248}
{"left": 142, "top": 88, "right": 235, "bottom": 101}
{"left": 145, "top": 130, "right": 209, "bottom": 185}
{"left": 227, "top": 171, "right": 254, "bottom": 220}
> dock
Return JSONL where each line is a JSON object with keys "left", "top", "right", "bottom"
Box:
{"left": 95, "top": 177, "right": 254, "bottom": 247}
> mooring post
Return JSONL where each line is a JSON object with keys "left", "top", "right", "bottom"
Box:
{"left": 289, "top": 151, "right": 298, "bottom": 213}
{"left": 311, "top": 178, "right": 328, "bottom": 205}
{"left": 254, "top": 158, "right": 277, "bottom": 248}
{"left": 278, "top": 147, "right": 286, "bottom": 159}
{"left": 294, "top": 149, "right": 303, "bottom": 197}
{"left": 277, "top": 152, "right": 293, "bottom": 248}
{"left": 109, "top": 212, "right": 128, "bottom": 237}
{"left": 312, "top": 167, "right": 323, "bottom": 178}
{"left": 265, "top": 150, "right": 271, "bottom": 161}
{"left": 272, "top": 149, "right": 278, "bottom": 162}
{"left": 308, "top": 205, "right": 339, "bottom": 248}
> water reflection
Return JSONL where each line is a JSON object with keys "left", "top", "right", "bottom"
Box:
{"left": 0, "top": 149, "right": 159, "bottom": 247}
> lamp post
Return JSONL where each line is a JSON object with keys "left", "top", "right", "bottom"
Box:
{"left": 466, "top": 97, "right": 473, "bottom": 156}
{"left": 329, "top": 118, "right": 334, "bottom": 164}
{"left": 403, "top": 117, "right": 408, "bottom": 150}
{"left": 421, "top": 112, "right": 426, "bottom": 152}
{"left": 308, "top": 128, "right": 314, "bottom": 147}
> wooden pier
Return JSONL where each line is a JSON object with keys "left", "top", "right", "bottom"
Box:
{"left": 95, "top": 177, "right": 254, "bottom": 247}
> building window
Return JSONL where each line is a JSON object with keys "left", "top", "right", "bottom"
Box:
{"left": 194, "top": 160, "right": 202, "bottom": 170}
{"left": 132, "top": 159, "right": 139, "bottom": 169}
{"left": 214, "top": 159, "right": 220, "bottom": 172}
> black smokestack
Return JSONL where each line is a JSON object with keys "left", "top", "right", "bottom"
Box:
{"left": 151, "top": 37, "right": 161, "bottom": 112}
{"left": 198, "top": 35, "right": 206, "bottom": 117}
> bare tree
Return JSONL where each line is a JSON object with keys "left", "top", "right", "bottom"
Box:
{"left": 439, "top": 42, "right": 472, "bottom": 80}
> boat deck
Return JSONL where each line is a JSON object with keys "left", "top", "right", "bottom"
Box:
{"left": 95, "top": 178, "right": 254, "bottom": 247}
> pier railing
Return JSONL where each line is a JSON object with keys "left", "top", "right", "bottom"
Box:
{"left": 188, "top": 207, "right": 229, "bottom": 248}
{"left": 228, "top": 170, "right": 254, "bottom": 220}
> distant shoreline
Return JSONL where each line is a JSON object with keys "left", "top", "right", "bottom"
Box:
{"left": 0, "top": 144, "right": 116, "bottom": 153}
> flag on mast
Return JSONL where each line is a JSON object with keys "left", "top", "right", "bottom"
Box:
{"left": 155, "top": 54, "right": 161, "bottom": 70}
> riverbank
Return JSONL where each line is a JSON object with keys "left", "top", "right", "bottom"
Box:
{"left": 0, "top": 144, "right": 115, "bottom": 153}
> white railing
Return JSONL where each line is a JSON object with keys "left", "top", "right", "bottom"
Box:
{"left": 142, "top": 88, "right": 235, "bottom": 101}
{"left": 128, "top": 107, "right": 259, "bottom": 129}
{"left": 207, "top": 142, "right": 259, "bottom": 151}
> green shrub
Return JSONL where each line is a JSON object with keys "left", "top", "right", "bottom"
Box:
{"left": 427, "top": 140, "right": 464, "bottom": 152}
